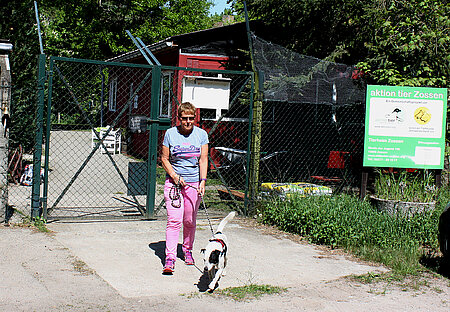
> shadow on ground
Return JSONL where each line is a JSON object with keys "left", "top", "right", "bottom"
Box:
{"left": 148, "top": 241, "right": 184, "bottom": 265}
{"left": 420, "top": 254, "right": 450, "bottom": 279}
{"left": 195, "top": 270, "right": 212, "bottom": 292}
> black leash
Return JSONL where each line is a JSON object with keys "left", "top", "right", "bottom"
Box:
{"left": 198, "top": 190, "right": 215, "bottom": 236}
{"left": 169, "top": 183, "right": 182, "bottom": 208}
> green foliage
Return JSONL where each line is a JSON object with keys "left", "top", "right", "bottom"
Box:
{"left": 232, "top": 0, "right": 449, "bottom": 87}
{"left": 374, "top": 169, "right": 437, "bottom": 202}
{"left": 260, "top": 190, "right": 449, "bottom": 274}
{"left": 231, "top": 0, "right": 364, "bottom": 61}
{"left": 33, "top": 216, "right": 49, "bottom": 232}
{"left": 214, "top": 284, "right": 286, "bottom": 301}
{"left": 1, "top": 0, "right": 215, "bottom": 152}
{"left": 40, "top": 0, "right": 214, "bottom": 59}
{"left": 0, "top": 0, "right": 41, "bottom": 151}
{"left": 356, "top": 0, "right": 449, "bottom": 87}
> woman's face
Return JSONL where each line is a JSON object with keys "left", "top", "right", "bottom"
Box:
{"left": 179, "top": 112, "right": 195, "bottom": 134}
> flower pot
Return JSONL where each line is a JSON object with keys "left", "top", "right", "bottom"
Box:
{"left": 370, "top": 196, "right": 435, "bottom": 217}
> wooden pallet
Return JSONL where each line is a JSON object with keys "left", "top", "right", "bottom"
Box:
{"left": 217, "top": 188, "right": 245, "bottom": 201}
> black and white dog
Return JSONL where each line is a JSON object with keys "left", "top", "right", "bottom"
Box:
{"left": 201, "top": 211, "right": 236, "bottom": 291}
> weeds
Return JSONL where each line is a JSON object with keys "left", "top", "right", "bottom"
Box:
{"left": 213, "top": 284, "right": 286, "bottom": 301}
{"left": 259, "top": 187, "right": 450, "bottom": 275}
{"left": 72, "top": 259, "right": 94, "bottom": 275}
{"left": 374, "top": 169, "right": 436, "bottom": 202}
{"left": 33, "top": 216, "right": 50, "bottom": 233}
{"left": 349, "top": 271, "right": 444, "bottom": 294}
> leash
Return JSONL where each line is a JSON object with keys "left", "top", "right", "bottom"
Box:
{"left": 168, "top": 183, "right": 182, "bottom": 208}
{"left": 169, "top": 179, "right": 215, "bottom": 236}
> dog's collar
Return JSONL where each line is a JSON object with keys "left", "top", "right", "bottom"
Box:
{"left": 210, "top": 237, "right": 226, "bottom": 250}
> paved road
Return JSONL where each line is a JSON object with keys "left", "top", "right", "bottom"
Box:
{"left": 1, "top": 213, "right": 449, "bottom": 311}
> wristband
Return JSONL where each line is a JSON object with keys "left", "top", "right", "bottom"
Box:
{"left": 200, "top": 178, "right": 207, "bottom": 182}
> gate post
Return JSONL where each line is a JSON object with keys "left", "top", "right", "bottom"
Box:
{"left": 145, "top": 65, "right": 162, "bottom": 219}
{"left": 31, "top": 54, "right": 46, "bottom": 219}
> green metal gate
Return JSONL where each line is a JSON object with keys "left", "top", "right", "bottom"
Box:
{"left": 32, "top": 55, "right": 254, "bottom": 220}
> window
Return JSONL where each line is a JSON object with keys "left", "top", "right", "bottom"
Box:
{"left": 108, "top": 78, "right": 117, "bottom": 112}
{"left": 134, "top": 95, "right": 139, "bottom": 109}
{"left": 159, "top": 72, "right": 172, "bottom": 118}
{"left": 129, "top": 83, "right": 138, "bottom": 110}
{"left": 200, "top": 108, "right": 216, "bottom": 120}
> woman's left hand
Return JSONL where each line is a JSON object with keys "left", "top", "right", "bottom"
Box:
{"left": 199, "top": 180, "right": 206, "bottom": 196}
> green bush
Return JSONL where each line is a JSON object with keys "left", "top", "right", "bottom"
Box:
{"left": 260, "top": 187, "right": 449, "bottom": 274}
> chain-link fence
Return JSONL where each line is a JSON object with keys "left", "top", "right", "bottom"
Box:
{"left": 252, "top": 34, "right": 366, "bottom": 195}
{"left": 1, "top": 54, "right": 11, "bottom": 222}
{"left": 14, "top": 32, "right": 369, "bottom": 220}
{"left": 28, "top": 56, "right": 253, "bottom": 220}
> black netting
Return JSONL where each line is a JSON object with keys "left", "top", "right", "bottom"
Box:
{"left": 252, "top": 34, "right": 366, "bottom": 193}
{"left": 253, "top": 34, "right": 365, "bottom": 105}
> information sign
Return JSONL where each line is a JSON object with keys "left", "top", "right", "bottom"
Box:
{"left": 363, "top": 85, "right": 448, "bottom": 169}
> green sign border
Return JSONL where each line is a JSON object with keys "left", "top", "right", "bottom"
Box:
{"left": 363, "top": 85, "right": 448, "bottom": 169}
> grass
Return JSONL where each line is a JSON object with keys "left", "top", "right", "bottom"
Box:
{"left": 259, "top": 186, "right": 450, "bottom": 276}
{"left": 212, "top": 284, "right": 287, "bottom": 301}
{"left": 348, "top": 270, "right": 447, "bottom": 295}
{"left": 374, "top": 169, "right": 437, "bottom": 202}
{"left": 181, "top": 283, "right": 286, "bottom": 301}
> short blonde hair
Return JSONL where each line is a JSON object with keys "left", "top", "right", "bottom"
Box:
{"left": 178, "top": 102, "right": 196, "bottom": 117}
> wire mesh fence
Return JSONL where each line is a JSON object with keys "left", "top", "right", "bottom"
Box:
{"left": 12, "top": 32, "right": 370, "bottom": 220}
{"left": 42, "top": 59, "right": 153, "bottom": 219}
{"left": 173, "top": 69, "right": 254, "bottom": 213}
{"left": 26, "top": 57, "right": 253, "bottom": 220}
{"left": 252, "top": 34, "right": 366, "bottom": 195}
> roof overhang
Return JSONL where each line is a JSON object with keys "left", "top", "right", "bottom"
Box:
{"left": 106, "top": 21, "right": 263, "bottom": 63}
{"left": 0, "top": 41, "right": 13, "bottom": 52}
{"left": 106, "top": 40, "right": 175, "bottom": 63}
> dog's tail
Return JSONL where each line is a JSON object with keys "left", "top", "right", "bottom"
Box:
{"left": 216, "top": 211, "right": 236, "bottom": 233}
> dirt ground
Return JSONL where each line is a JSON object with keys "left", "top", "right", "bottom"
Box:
{"left": 1, "top": 213, "right": 449, "bottom": 312}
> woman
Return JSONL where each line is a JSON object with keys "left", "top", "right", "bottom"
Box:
{"left": 160, "top": 102, "right": 208, "bottom": 274}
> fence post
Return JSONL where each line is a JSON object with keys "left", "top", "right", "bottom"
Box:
{"left": 0, "top": 51, "right": 12, "bottom": 220}
{"left": 244, "top": 2, "right": 264, "bottom": 212}
{"left": 31, "top": 54, "right": 46, "bottom": 219}
{"left": 248, "top": 90, "right": 263, "bottom": 208}
{"left": 145, "top": 65, "right": 161, "bottom": 219}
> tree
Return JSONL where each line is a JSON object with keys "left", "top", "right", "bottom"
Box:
{"left": 230, "top": 0, "right": 364, "bottom": 61}
{"left": 40, "top": 0, "right": 214, "bottom": 59}
{"left": 356, "top": 0, "right": 449, "bottom": 87}
{"left": 231, "top": 0, "right": 449, "bottom": 88}
{"left": 0, "top": 0, "right": 41, "bottom": 151}
{"left": 0, "top": 0, "right": 215, "bottom": 151}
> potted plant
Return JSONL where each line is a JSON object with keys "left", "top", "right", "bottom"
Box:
{"left": 370, "top": 169, "right": 437, "bottom": 216}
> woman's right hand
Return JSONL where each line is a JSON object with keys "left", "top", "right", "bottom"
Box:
{"left": 174, "top": 175, "right": 186, "bottom": 187}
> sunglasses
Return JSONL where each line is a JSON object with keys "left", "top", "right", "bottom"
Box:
{"left": 180, "top": 116, "right": 195, "bottom": 121}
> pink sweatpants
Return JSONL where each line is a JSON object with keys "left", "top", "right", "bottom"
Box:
{"left": 164, "top": 178, "right": 201, "bottom": 260}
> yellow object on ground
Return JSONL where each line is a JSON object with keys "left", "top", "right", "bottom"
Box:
{"left": 261, "top": 182, "right": 332, "bottom": 199}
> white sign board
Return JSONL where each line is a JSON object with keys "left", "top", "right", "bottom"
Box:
{"left": 182, "top": 76, "right": 231, "bottom": 119}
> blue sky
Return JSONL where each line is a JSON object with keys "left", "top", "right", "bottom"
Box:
{"left": 209, "top": 0, "right": 232, "bottom": 15}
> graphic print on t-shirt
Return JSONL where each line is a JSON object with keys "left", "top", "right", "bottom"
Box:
{"left": 172, "top": 142, "right": 201, "bottom": 159}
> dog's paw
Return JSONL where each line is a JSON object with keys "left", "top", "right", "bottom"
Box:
{"left": 208, "top": 282, "right": 217, "bottom": 291}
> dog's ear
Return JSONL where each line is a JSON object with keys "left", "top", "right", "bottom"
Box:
{"left": 200, "top": 248, "right": 206, "bottom": 254}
